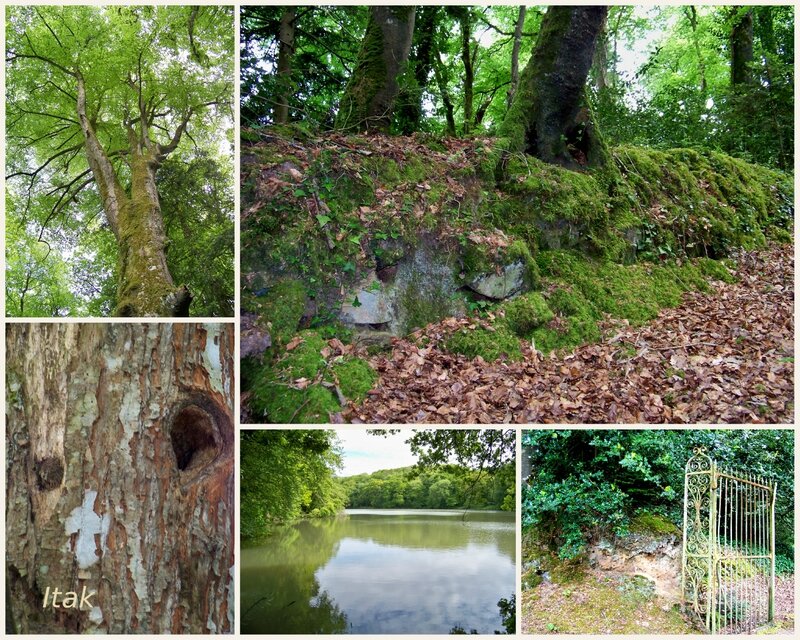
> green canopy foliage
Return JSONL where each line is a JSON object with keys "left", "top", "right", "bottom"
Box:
{"left": 5, "top": 5, "right": 235, "bottom": 316}
{"left": 240, "top": 429, "right": 346, "bottom": 539}
{"left": 522, "top": 429, "right": 794, "bottom": 571}
{"left": 338, "top": 464, "right": 515, "bottom": 511}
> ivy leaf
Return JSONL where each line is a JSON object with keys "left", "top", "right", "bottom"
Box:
{"left": 352, "top": 295, "right": 362, "bottom": 307}
{"left": 316, "top": 214, "right": 331, "bottom": 228}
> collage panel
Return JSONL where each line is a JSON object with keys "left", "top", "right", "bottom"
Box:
{"left": 240, "top": 3, "right": 793, "bottom": 426}
{"left": 520, "top": 428, "right": 794, "bottom": 635}
{"left": 240, "top": 428, "right": 516, "bottom": 634}
{"left": 5, "top": 323, "right": 235, "bottom": 633}
{"left": 5, "top": 5, "right": 235, "bottom": 319}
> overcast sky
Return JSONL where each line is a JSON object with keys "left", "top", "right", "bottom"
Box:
{"left": 335, "top": 430, "right": 417, "bottom": 477}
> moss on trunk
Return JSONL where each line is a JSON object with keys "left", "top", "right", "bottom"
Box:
{"left": 335, "top": 6, "right": 415, "bottom": 132}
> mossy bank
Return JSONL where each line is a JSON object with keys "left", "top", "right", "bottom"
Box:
{"left": 241, "top": 126, "right": 792, "bottom": 421}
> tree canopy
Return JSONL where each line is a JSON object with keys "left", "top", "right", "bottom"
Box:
{"left": 6, "top": 5, "right": 235, "bottom": 316}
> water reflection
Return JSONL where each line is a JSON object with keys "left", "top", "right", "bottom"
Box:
{"left": 241, "top": 509, "right": 515, "bottom": 634}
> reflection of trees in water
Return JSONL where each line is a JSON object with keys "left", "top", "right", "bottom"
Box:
{"left": 241, "top": 519, "right": 348, "bottom": 633}
{"left": 241, "top": 513, "right": 515, "bottom": 633}
{"left": 341, "top": 513, "right": 515, "bottom": 561}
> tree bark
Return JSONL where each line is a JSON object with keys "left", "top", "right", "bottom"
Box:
{"left": 458, "top": 9, "right": 475, "bottom": 135}
{"left": 730, "top": 7, "right": 754, "bottom": 88}
{"left": 76, "top": 69, "right": 193, "bottom": 317}
{"left": 592, "top": 13, "right": 609, "bottom": 92}
{"left": 335, "top": 6, "right": 416, "bottom": 132}
{"left": 499, "top": 6, "right": 608, "bottom": 170}
{"left": 686, "top": 6, "right": 707, "bottom": 95}
{"left": 397, "top": 6, "right": 440, "bottom": 133}
{"left": 5, "top": 323, "right": 235, "bottom": 634}
{"left": 275, "top": 7, "right": 296, "bottom": 124}
{"left": 507, "top": 6, "right": 527, "bottom": 109}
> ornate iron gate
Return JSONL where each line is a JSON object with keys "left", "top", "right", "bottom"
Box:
{"left": 682, "top": 447, "right": 777, "bottom": 634}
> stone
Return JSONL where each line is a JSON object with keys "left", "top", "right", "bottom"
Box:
{"left": 468, "top": 261, "right": 526, "bottom": 299}
{"left": 339, "top": 274, "right": 393, "bottom": 325}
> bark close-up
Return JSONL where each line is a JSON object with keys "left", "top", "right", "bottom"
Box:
{"left": 5, "top": 323, "right": 235, "bottom": 633}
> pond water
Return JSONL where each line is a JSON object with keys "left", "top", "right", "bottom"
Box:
{"left": 241, "top": 509, "right": 515, "bottom": 634}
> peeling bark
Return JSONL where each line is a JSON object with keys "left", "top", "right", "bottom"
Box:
{"left": 5, "top": 323, "right": 234, "bottom": 634}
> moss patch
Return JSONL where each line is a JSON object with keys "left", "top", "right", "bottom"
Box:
{"left": 249, "top": 330, "right": 376, "bottom": 423}
{"left": 521, "top": 568, "right": 699, "bottom": 634}
{"left": 243, "top": 279, "right": 306, "bottom": 347}
{"left": 503, "top": 292, "right": 554, "bottom": 336}
{"left": 629, "top": 512, "right": 680, "bottom": 537}
{"left": 443, "top": 325, "right": 523, "bottom": 362}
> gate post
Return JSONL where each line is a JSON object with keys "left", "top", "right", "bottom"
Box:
{"left": 769, "top": 482, "right": 777, "bottom": 621}
{"left": 708, "top": 457, "right": 717, "bottom": 634}
{"left": 682, "top": 447, "right": 714, "bottom": 630}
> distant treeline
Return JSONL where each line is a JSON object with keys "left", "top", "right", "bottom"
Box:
{"left": 337, "top": 464, "right": 515, "bottom": 510}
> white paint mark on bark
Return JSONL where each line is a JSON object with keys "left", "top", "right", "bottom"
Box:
{"left": 127, "top": 531, "right": 149, "bottom": 604}
{"left": 203, "top": 325, "right": 224, "bottom": 395}
{"left": 64, "top": 490, "right": 110, "bottom": 569}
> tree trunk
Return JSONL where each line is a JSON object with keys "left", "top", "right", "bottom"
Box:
{"left": 498, "top": 6, "right": 608, "bottom": 170}
{"left": 507, "top": 6, "right": 527, "bottom": 109}
{"left": 76, "top": 73, "right": 193, "bottom": 317}
{"left": 335, "top": 6, "right": 415, "bottom": 132}
{"left": 5, "top": 323, "right": 234, "bottom": 634}
{"left": 686, "top": 6, "right": 707, "bottom": 95}
{"left": 397, "top": 6, "right": 440, "bottom": 133}
{"left": 730, "top": 7, "right": 754, "bottom": 88}
{"left": 458, "top": 9, "right": 474, "bottom": 135}
{"left": 275, "top": 7, "right": 296, "bottom": 124}
{"left": 592, "top": 13, "right": 609, "bottom": 92}
{"left": 433, "top": 53, "right": 457, "bottom": 137}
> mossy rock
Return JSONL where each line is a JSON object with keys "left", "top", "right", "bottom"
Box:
{"left": 443, "top": 325, "right": 523, "bottom": 362}
{"left": 249, "top": 330, "right": 377, "bottom": 423}
{"left": 242, "top": 279, "right": 306, "bottom": 348}
{"left": 503, "top": 292, "right": 554, "bottom": 336}
{"left": 629, "top": 512, "right": 680, "bottom": 537}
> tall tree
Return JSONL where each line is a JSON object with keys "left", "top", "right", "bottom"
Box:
{"left": 275, "top": 8, "right": 297, "bottom": 124}
{"left": 336, "top": 6, "right": 416, "bottom": 132}
{"left": 508, "top": 6, "right": 528, "bottom": 108}
{"left": 5, "top": 6, "right": 234, "bottom": 317}
{"left": 499, "top": 6, "right": 608, "bottom": 170}
{"left": 730, "top": 7, "right": 755, "bottom": 88}
{"left": 5, "top": 323, "right": 235, "bottom": 633}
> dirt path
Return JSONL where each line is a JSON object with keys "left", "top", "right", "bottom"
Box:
{"left": 347, "top": 245, "right": 793, "bottom": 423}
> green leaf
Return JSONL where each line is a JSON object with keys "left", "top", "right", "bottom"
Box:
{"left": 352, "top": 295, "right": 362, "bottom": 307}
{"left": 316, "top": 214, "right": 331, "bottom": 228}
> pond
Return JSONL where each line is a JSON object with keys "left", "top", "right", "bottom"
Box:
{"left": 241, "top": 509, "right": 515, "bottom": 634}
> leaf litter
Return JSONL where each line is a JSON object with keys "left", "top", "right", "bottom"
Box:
{"left": 347, "top": 245, "right": 793, "bottom": 424}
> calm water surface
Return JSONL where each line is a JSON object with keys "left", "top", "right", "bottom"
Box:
{"left": 241, "top": 509, "right": 515, "bottom": 634}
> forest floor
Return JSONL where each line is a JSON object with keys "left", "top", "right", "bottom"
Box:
{"left": 346, "top": 244, "right": 793, "bottom": 423}
{"left": 520, "top": 569, "right": 795, "bottom": 634}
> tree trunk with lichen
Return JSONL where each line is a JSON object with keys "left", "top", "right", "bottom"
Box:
{"left": 77, "top": 73, "right": 192, "bottom": 317}
{"left": 5, "top": 323, "right": 234, "bottom": 634}
{"left": 275, "top": 7, "right": 296, "bottom": 124}
{"left": 730, "top": 7, "right": 754, "bottom": 88}
{"left": 335, "top": 6, "right": 415, "bottom": 132}
{"left": 498, "top": 6, "right": 608, "bottom": 171}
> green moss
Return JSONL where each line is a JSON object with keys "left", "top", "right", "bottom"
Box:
{"left": 629, "top": 512, "right": 680, "bottom": 536}
{"left": 503, "top": 292, "right": 554, "bottom": 336}
{"left": 331, "top": 358, "right": 377, "bottom": 401}
{"left": 506, "top": 239, "right": 540, "bottom": 289}
{"left": 243, "top": 279, "right": 306, "bottom": 347}
{"left": 533, "top": 287, "right": 601, "bottom": 354}
{"left": 697, "top": 257, "right": 737, "bottom": 283}
{"left": 443, "top": 325, "right": 523, "bottom": 362}
{"left": 249, "top": 330, "right": 376, "bottom": 423}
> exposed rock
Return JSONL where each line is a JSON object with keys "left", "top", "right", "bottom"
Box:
{"left": 467, "top": 260, "right": 527, "bottom": 299}
{"left": 535, "top": 217, "right": 585, "bottom": 250}
{"left": 240, "top": 313, "right": 271, "bottom": 360}
{"left": 339, "top": 274, "right": 393, "bottom": 325}
{"left": 589, "top": 533, "right": 682, "bottom": 602}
